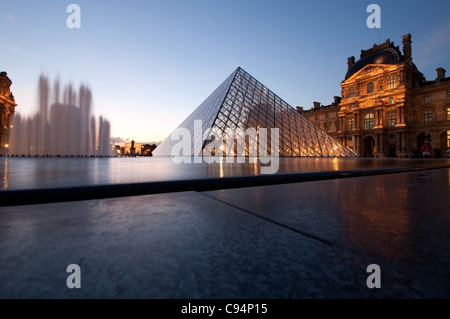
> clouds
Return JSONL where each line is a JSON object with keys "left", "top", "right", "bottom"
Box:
{"left": 422, "top": 22, "right": 450, "bottom": 55}
{"left": 1, "top": 13, "right": 18, "bottom": 53}
{"left": 110, "top": 137, "right": 129, "bottom": 144}
{"left": 1, "top": 13, "right": 15, "bottom": 22}
{"left": 415, "top": 21, "right": 450, "bottom": 69}
{"left": 4, "top": 45, "right": 19, "bottom": 53}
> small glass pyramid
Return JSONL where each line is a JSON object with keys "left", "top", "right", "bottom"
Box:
{"left": 153, "top": 67, "right": 355, "bottom": 157}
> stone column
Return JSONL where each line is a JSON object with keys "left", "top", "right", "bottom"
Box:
{"left": 401, "top": 107, "right": 405, "bottom": 124}
{"left": 377, "top": 133, "right": 383, "bottom": 153}
{"left": 375, "top": 134, "right": 380, "bottom": 153}
{"left": 355, "top": 135, "right": 360, "bottom": 155}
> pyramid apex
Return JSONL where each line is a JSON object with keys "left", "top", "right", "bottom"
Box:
{"left": 154, "top": 66, "right": 355, "bottom": 157}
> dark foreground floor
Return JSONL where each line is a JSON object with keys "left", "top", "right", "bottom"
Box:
{"left": 1, "top": 167, "right": 450, "bottom": 298}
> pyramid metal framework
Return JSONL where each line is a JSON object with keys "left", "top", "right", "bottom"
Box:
{"left": 153, "top": 67, "right": 355, "bottom": 157}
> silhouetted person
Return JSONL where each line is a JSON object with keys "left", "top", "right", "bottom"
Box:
{"left": 421, "top": 141, "right": 431, "bottom": 158}
{"left": 130, "top": 140, "right": 136, "bottom": 157}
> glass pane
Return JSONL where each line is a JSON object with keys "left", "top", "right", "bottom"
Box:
{"left": 154, "top": 67, "right": 355, "bottom": 157}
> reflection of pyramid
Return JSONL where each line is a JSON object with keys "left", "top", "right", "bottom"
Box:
{"left": 153, "top": 67, "right": 355, "bottom": 157}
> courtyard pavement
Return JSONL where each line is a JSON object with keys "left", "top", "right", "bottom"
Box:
{"left": 0, "top": 166, "right": 449, "bottom": 298}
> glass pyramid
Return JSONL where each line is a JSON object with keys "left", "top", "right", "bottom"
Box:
{"left": 153, "top": 67, "right": 355, "bottom": 157}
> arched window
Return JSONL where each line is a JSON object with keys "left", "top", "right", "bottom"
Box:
{"left": 364, "top": 113, "right": 375, "bottom": 130}
{"left": 348, "top": 87, "right": 355, "bottom": 98}
{"left": 367, "top": 82, "right": 374, "bottom": 93}
{"left": 387, "top": 75, "right": 396, "bottom": 89}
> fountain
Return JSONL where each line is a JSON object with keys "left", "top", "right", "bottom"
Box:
{"left": 8, "top": 75, "right": 111, "bottom": 157}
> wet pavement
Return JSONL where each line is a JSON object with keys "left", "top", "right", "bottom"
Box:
{"left": 2, "top": 156, "right": 450, "bottom": 190}
{"left": 0, "top": 166, "right": 449, "bottom": 298}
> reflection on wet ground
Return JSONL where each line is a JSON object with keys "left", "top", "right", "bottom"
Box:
{"left": 204, "top": 168, "right": 450, "bottom": 276}
{"left": 1, "top": 156, "right": 449, "bottom": 190}
{"left": 1, "top": 168, "right": 449, "bottom": 298}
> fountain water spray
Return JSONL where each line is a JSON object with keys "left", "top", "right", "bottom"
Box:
{"left": 8, "top": 75, "right": 111, "bottom": 157}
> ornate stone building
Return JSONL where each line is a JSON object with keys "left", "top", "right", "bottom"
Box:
{"left": 0, "top": 71, "right": 17, "bottom": 153}
{"left": 302, "top": 34, "right": 450, "bottom": 157}
{"left": 296, "top": 98, "right": 341, "bottom": 138}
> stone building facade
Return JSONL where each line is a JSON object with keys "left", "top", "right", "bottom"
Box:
{"left": 302, "top": 34, "right": 450, "bottom": 157}
{"left": 0, "top": 72, "right": 17, "bottom": 153}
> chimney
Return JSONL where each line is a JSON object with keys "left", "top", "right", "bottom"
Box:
{"left": 436, "top": 67, "right": 446, "bottom": 82}
{"left": 296, "top": 106, "right": 304, "bottom": 113}
{"left": 402, "top": 33, "right": 412, "bottom": 65}
{"left": 347, "top": 56, "right": 355, "bottom": 70}
{"left": 333, "top": 96, "right": 341, "bottom": 105}
{"left": 313, "top": 101, "right": 321, "bottom": 109}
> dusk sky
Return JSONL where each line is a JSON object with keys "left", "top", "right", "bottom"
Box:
{"left": 2, "top": 0, "right": 450, "bottom": 143}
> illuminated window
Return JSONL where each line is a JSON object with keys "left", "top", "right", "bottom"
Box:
{"left": 364, "top": 113, "right": 375, "bottom": 130}
{"left": 447, "top": 108, "right": 450, "bottom": 120}
{"left": 387, "top": 75, "right": 396, "bottom": 89}
{"left": 367, "top": 82, "right": 374, "bottom": 93}
{"left": 348, "top": 87, "right": 355, "bottom": 98}
{"left": 424, "top": 94, "right": 431, "bottom": 102}
{"left": 389, "top": 97, "right": 394, "bottom": 104}
{"left": 448, "top": 130, "right": 450, "bottom": 148}
{"left": 388, "top": 113, "right": 396, "bottom": 126}
{"left": 348, "top": 118, "right": 354, "bottom": 130}
{"left": 424, "top": 110, "right": 432, "bottom": 123}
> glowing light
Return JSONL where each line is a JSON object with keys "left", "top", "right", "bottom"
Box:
{"left": 2, "top": 159, "right": 8, "bottom": 190}
{"left": 332, "top": 157, "right": 339, "bottom": 170}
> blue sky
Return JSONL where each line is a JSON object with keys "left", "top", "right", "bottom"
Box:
{"left": 2, "top": 0, "right": 450, "bottom": 142}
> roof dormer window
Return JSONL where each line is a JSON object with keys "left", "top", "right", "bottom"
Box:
{"left": 367, "top": 82, "right": 374, "bottom": 94}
